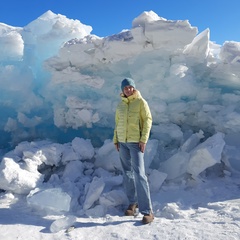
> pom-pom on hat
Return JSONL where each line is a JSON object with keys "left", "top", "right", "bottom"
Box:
{"left": 121, "top": 78, "right": 136, "bottom": 92}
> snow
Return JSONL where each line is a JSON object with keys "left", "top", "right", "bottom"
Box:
{"left": 0, "top": 10, "right": 240, "bottom": 240}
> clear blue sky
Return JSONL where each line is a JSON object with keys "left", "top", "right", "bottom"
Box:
{"left": 1, "top": 0, "right": 239, "bottom": 45}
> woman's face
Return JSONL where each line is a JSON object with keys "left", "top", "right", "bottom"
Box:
{"left": 123, "top": 85, "right": 134, "bottom": 97}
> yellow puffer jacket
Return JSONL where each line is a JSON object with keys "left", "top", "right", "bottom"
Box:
{"left": 113, "top": 90, "right": 152, "bottom": 144}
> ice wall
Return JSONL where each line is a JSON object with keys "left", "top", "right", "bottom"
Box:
{"left": 0, "top": 10, "right": 240, "bottom": 152}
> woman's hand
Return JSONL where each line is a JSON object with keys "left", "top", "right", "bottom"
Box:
{"left": 114, "top": 143, "right": 119, "bottom": 151}
{"left": 139, "top": 142, "right": 146, "bottom": 153}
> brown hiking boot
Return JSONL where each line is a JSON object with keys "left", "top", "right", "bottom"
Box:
{"left": 142, "top": 213, "right": 154, "bottom": 224}
{"left": 125, "top": 203, "right": 138, "bottom": 216}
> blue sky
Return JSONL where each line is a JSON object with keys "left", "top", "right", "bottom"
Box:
{"left": 1, "top": 0, "right": 239, "bottom": 45}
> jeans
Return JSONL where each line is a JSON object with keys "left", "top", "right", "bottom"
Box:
{"left": 119, "top": 142, "right": 152, "bottom": 215}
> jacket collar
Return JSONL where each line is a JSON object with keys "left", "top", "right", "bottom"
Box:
{"left": 121, "top": 90, "right": 141, "bottom": 102}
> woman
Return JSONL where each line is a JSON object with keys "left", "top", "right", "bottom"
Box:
{"left": 113, "top": 78, "right": 154, "bottom": 224}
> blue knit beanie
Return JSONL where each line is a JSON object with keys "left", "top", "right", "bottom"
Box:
{"left": 121, "top": 78, "right": 136, "bottom": 92}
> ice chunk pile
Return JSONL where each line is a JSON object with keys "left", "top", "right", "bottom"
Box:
{"left": 0, "top": 129, "right": 237, "bottom": 218}
{"left": 0, "top": 9, "right": 240, "bottom": 219}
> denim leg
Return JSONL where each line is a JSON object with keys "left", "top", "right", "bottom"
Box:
{"left": 119, "top": 142, "right": 152, "bottom": 215}
{"left": 119, "top": 143, "right": 137, "bottom": 204}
